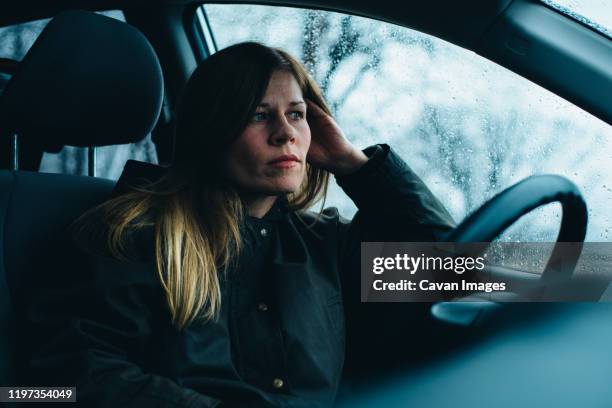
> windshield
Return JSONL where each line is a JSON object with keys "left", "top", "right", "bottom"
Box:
{"left": 541, "top": 0, "right": 612, "bottom": 38}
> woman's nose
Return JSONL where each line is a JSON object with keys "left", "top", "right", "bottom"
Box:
{"left": 270, "top": 117, "right": 296, "bottom": 145}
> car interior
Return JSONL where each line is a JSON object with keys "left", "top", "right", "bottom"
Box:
{"left": 0, "top": 0, "right": 611, "bottom": 406}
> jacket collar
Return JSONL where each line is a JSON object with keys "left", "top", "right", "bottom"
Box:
{"left": 242, "top": 195, "right": 308, "bottom": 265}
{"left": 246, "top": 195, "right": 290, "bottom": 223}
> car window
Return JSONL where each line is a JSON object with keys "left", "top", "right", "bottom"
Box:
{"left": 0, "top": 10, "right": 158, "bottom": 180}
{"left": 201, "top": 4, "right": 612, "bottom": 243}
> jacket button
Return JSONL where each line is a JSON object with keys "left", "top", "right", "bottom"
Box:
{"left": 257, "top": 302, "right": 269, "bottom": 312}
{"left": 272, "top": 378, "right": 284, "bottom": 389}
{"left": 260, "top": 228, "right": 268, "bottom": 237}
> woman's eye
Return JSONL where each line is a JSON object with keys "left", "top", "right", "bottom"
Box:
{"left": 252, "top": 112, "right": 267, "bottom": 122}
{"left": 290, "top": 111, "right": 305, "bottom": 120}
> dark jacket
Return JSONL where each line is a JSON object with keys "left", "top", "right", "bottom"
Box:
{"left": 22, "top": 144, "right": 455, "bottom": 407}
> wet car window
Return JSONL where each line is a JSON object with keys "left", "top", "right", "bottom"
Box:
{"left": 203, "top": 4, "right": 612, "bottom": 243}
{"left": 541, "top": 0, "right": 612, "bottom": 38}
{"left": 0, "top": 10, "right": 158, "bottom": 180}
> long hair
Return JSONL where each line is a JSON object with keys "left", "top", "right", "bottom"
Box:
{"left": 74, "top": 42, "right": 332, "bottom": 329}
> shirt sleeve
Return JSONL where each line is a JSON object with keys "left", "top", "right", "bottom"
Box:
{"left": 22, "top": 230, "right": 222, "bottom": 408}
{"left": 335, "top": 143, "right": 455, "bottom": 239}
{"left": 332, "top": 143, "right": 457, "bottom": 374}
{"left": 333, "top": 142, "right": 456, "bottom": 297}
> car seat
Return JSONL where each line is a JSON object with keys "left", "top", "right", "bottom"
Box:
{"left": 0, "top": 10, "right": 164, "bottom": 387}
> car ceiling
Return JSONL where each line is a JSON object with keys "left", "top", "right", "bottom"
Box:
{"left": 1, "top": 0, "right": 512, "bottom": 50}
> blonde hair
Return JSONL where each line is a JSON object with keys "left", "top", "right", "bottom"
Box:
{"left": 74, "top": 42, "right": 332, "bottom": 329}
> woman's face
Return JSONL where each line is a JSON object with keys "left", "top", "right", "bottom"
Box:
{"left": 224, "top": 70, "right": 311, "bottom": 197}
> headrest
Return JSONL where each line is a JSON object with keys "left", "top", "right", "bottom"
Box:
{"left": 0, "top": 10, "right": 164, "bottom": 152}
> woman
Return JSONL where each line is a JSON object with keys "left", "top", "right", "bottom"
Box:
{"left": 24, "top": 42, "right": 455, "bottom": 407}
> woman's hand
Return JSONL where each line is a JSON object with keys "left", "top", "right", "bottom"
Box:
{"left": 305, "top": 99, "right": 368, "bottom": 176}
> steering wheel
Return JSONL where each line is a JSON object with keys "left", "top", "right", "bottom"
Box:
{"left": 432, "top": 175, "right": 588, "bottom": 325}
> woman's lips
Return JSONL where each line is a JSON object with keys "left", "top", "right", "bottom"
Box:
{"left": 268, "top": 160, "right": 299, "bottom": 169}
